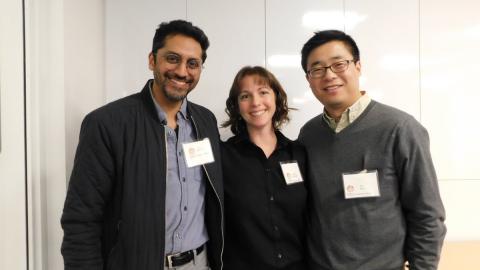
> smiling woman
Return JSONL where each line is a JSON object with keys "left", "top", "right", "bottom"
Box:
{"left": 222, "top": 66, "right": 290, "bottom": 136}
{"left": 221, "top": 66, "right": 308, "bottom": 270}
{"left": 237, "top": 75, "right": 277, "bottom": 137}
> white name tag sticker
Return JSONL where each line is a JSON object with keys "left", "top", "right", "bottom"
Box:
{"left": 280, "top": 161, "right": 303, "bottom": 185}
{"left": 182, "top": 138, "right": 215, "bottom": 168}
{"left": 342, "top": 170, "right": 380, "bottom": 199}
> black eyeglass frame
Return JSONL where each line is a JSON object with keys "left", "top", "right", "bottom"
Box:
{"left": 307, "top": 59, "right": 356, "bottom": 78}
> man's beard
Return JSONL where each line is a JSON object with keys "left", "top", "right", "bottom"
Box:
{"left": 154, "top": 71, "right": 194, "bottom": 102}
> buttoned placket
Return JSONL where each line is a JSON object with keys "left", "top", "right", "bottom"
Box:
{"left": 261, "top": 147, "right": 284, "bottom": 263}
{"left": 172, "top": 112, "right": 190, "bottom": 252}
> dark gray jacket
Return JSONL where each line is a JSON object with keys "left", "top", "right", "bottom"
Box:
{"left": 61, "top": 80, "right": 224, "bottom": 270}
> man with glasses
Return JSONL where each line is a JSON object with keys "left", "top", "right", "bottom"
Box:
{"left": 61, "top": 20, "right": 223, "bottom": 270}
{"left": 298, "top": 30, "right": 446, "bottom": 270}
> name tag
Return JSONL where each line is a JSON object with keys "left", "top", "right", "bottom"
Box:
{"left": 342, "top": 170, "right": 380, "bottom": 199}
{"left": 280, "top": 161, "right": 303, "bottom": 185}
{"left": 182, "top": 138, "right": 215, "bottom": 168}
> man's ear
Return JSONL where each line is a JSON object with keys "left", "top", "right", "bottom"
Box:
{"left": 148, "top": 52, "right": 155, "bottom": 71}
{"left": 305, "top": 73, "right": 314, "bottom": 88}
{"left": 355, "top": 60, "right": 362, "bottom": 75}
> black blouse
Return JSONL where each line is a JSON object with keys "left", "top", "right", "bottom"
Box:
{"left": 221, "top": 131, "right": 308, "bottom": 270}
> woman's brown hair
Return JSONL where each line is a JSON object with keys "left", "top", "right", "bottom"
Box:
{"left": 221, "top": 66, "right": 291, "bottom": 135}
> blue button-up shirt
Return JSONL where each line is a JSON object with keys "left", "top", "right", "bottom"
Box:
{"left": 149, "top": 84, "right": 208, "bottom": 254}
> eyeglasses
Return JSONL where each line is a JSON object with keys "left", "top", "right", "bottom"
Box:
{"left": 158, "top": 53, "right": 203, "bottom": 71}
{"left": 307, "top": 59, "right": 355, "bottom": 78}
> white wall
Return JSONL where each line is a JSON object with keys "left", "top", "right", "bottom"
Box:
{"left": 0, "top": 0, "right": 27, "bottom": 269}
{"left": 26, "top": 0, "right": 67, "bottom": 268}
{"left": 420, "top": 0, "right": 480, "bottom": 240}
{"left": 24, "top": 0, "right": 105, "bottom": 269}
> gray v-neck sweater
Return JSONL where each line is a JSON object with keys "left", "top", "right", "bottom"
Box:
{"left": 299, "top": 100, "right": 446, "bottom": 270}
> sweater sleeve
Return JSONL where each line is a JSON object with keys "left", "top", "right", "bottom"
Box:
{"left": 61, "top": 112, "right": 115, "bottom": 270}
{"left": 394, "top": 117, "right": 446, "bottom": 270}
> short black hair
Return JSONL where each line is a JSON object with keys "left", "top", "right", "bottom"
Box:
{"left": 301, "top": 30, "right": 360, "bottom": 73}
{"left": 152, "top": 20, "right": 210, "bottom": 63}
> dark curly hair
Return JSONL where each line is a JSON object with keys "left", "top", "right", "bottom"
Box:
{"left": 222, "top": 66, "right": 291, "bottom": 135}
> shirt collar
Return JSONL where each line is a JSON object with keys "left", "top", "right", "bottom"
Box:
{"left": 148, "top": 80, "right": 189, "bottom": 124}
{"left": 323, "top": 92, "right": 371, "bottom": 132}
{"left": 230, "top": 130, "right": 290, "bottom": 150}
